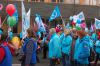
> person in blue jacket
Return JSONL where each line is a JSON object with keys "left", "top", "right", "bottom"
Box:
{"left": 61, "top": 28, "right": 72, "bottom": 66}
{"left": 21, "top": 28, "right": 37, "bottom": 66}
{"left": 70, "top": 28, "right": 79, "bottom": 66}
{"left": 94, "top": 33, "right": 100, "bottom": 66}
{"left": 91, "top": 32, "right": 98, "bottom": 43}
{"left": 0, "top": 28, "right": 17, "bottom": 66}
{"left": 49, "top": 26, "right": 63, "bottom": 66}
{"left": 75, "top": 30, "right": 90, "bottom": 66}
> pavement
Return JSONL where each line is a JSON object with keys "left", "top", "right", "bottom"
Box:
{"left": 12, "top": 54, "right": 100, "bottom": 66}
{"left": 12, "top": 56, "right": 61, "bottom": 66}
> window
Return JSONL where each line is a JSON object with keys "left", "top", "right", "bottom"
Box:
{"left": 31, "top": 0, "right": 44, "bottom": 2}
{"left": 51, "top": 0, "right": 64, "bottom": 3}
{"left": 52, "top": 0, "right": 56, "bottom": 2}
{"left": 59, "top": 0, "right": 64, "bottom": 2}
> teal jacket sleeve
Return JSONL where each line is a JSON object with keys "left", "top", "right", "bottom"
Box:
{"left": 79, "top": 41, "right": 90, "bottom": 59}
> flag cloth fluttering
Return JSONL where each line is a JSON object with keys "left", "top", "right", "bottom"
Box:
{"left": 49, "top": 6, "right": 61, "bottom": 22}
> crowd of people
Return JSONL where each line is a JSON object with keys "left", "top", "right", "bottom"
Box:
{"left": 0, "top": 23, "right": 100, "bottom": 66}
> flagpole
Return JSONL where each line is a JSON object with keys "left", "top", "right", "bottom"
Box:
{"left": 60, "top": 15, "right": 65, "bottom": 29}
{"left": 1, "top": 16, "right": 7, "bottom": 27}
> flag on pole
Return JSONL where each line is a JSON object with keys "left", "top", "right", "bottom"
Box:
{"left": 95, "top": 18, "right": 100, "bottom": 29}
{"left": 22, "top": 1, "right": 26, "bottom": 38}
{"left": 25, "top": 9, "right": 31, "bottom": 29}
{"left": 77, "top": 11, "right": 85, "bottom": 20}
{"left": 90, "top": 24, "right": 94, "bottom": 32}
{"left": 66, "top": 23, "right": 70, "bottom": 29}
{"left": 22, "top": 9, "right": 31, "bottom": 39}
{"left": 49, "top": 6, "right": 61, "bottom": 22}
{"left": 35, "top": 14, "right": 46, "bottom": 32}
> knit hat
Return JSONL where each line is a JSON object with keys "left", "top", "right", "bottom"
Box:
{"left": 55, "top": 24, "right": 63, "bottom": 33}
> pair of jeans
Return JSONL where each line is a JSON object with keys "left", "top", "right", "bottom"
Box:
{"left": 94, "top": 53, "right": 100, "bottom": 66}
{"left": 43, "top": 45, "right": 48, "bottom": 59}
{"left": 62, "top": 53, "right": 70, "bottom": 66}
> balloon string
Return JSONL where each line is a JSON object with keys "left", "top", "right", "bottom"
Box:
{"left": 1, "top": 16, "right": 7, "bottom": 27}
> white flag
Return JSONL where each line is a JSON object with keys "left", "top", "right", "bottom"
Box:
{"left": 77, "top": 11, "right": 85, "bottom": 20}
{"left": 22, "top": 1, "right": 26, "bottom": 39}
{"left": 95, "top": 18, "right": 100, "bottom": 29}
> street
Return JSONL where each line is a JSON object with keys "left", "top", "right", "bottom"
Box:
{"left": 12, "top": 55, "right": 100, "bottom": 66}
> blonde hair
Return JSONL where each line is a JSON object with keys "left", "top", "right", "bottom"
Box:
{"left": 49, "top": 28, "right": 56, "bottom": 34}
{"left": 64, "top": 28, "right": 70, "bottom": 35}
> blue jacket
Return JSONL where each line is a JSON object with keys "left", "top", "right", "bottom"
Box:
{"left": 86, "top": 35, "right": 94, "bottom": 48}
{"left": 74, "top": 38, "right": 80, "bottom": 60}
{"left": 49, "top": 34, "right": 62, "bottom": 58}
{"left": 91, "top": 33, "right": 98, "bottom": 43}
{"left": 0, "top": 44, "right": 12, "bottom": 66}
{"left": 74, "top": 36, "right": 90, "bottom": 64}
{"left": 51, "top": 33, "right": 56, "bottom": 39}
{"left": 95, "top": 40, "right": 100, "bottom": 54}
{"left": 23, "top": 38, "right": 37, "bottom": 64}
{"left": 61, "top": 35, "right": 72, "bottom": 55}
{"left": 60, "top": 33, "right": 64, "bottom": 43}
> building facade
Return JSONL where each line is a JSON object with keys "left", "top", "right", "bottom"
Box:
{"left": 7, "top": 0, "right": 100, "bottom": 6}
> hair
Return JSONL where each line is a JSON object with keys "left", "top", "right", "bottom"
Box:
{"left": 64, "top": 28, "right": 70, "bottom": 35}
{"left": 49, "top": 28, "right": 56, "bottom": 34}
{"left": 27, "top": 28, "right": 35, "bottom": 38}
{"left": 77, "top": 30, "right": 87, "bottom": 38}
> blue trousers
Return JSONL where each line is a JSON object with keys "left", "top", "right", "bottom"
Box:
{"left": 62, "top": 53, "right": 70, "bottom": 66}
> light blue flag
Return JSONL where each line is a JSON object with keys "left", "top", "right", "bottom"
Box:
{"left": 22, "top": 1, "right": 27, "bottom": 38}
{"left": 95, "top": 18, "right": 100, "bottom": 29}
{"left": 90, "top": 24, "right": 94, "bottom": 32}
{"left": 66, "top": 23, "right": 70, "bottom": 29}
{"left": 35, "top": 14, "right": 46, "bottom": 32}
{"left": 13, "top": 4, "right": 18, "bottom": 22}
{"left": 49, "top": 6, "right": 61, "bottom": 22}
{"left": 25, "top": 9, "right": 31, "bottom": 29}
{"left": 77, "top": 11, "right": 85, "bottom": 20}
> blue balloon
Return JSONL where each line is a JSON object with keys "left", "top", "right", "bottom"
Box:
{"left": 20, "top": 32, "right": 22, "bottom": 39}
{"left": 0, "top": 30, "right": 3, "bottom": 35}
{"left": 69, "top": 16, "right": 73, "bottom": 21}
{"left": 9, "top": 31, "right": 13, "bottom": 39}
{"left": 77, "top": 19, "right": 81, "bottom": 24}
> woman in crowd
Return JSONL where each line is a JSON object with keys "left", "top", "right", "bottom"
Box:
{"left": 49, "top": 26, "right": 63, "bottom": 66}
{"left": 61, "top": 28, "right": 72, "bottom": 66}
{"left": 76, "top": 30, "right": 90, "bottom": 66}
{"left": 21, "top": 28, "right": 37, "bottom": 66}
{"left": 0, "top": 28, "right": 17, "bottom": 66}
{"left": 70, "top": 28, "right": 78, "bottom": 66}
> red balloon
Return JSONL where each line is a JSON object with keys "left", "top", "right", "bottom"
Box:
{"left": 6, "top": 4, "right": 16, "bottom": 16}
{"left": 71, "top": 22, "right": 76, "bottom": 26}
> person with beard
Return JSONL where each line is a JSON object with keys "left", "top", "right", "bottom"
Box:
{"left": 70, "top": 28, "right": 78, "bottom": 66}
